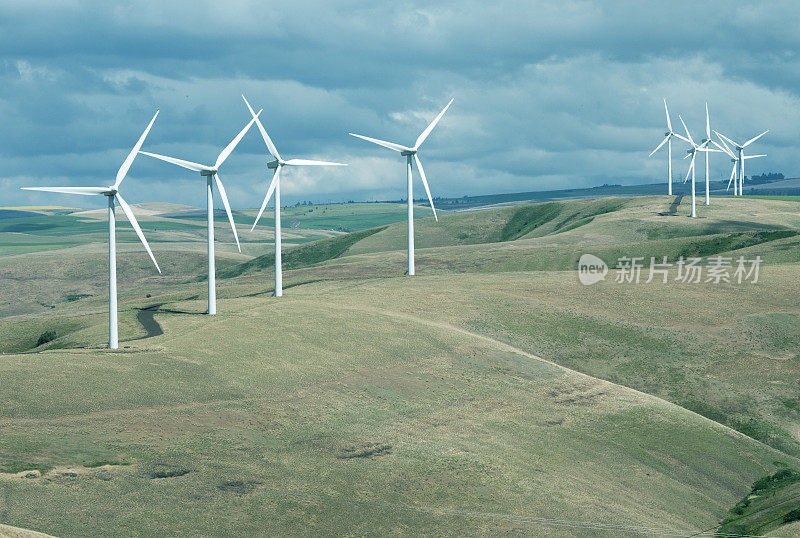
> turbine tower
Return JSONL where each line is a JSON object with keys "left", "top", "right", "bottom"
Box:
{"left": 22, "top": 111, "right": 162, "bottom": 349}
{"left": 702, "top": 104, "right": 712, "bottom": 205}
{"left": 349, "top": 98, "right": 453, "bottom": 275}
{"left": 140, "top": 112, "right": 260, "bottom": 314}
{"left": 649, "top": 99, "right": 688, "bottom": 195}
{"left": 679, "top": 116, "right": 720, "bottom": 218}
{"left": 713, "top": 130, "right": 768, "bottom": 197}
{"left": 241, "top": 95, "right": 346, "bottom": 297}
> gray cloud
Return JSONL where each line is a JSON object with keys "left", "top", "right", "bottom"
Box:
{"left": 2, "top": 0, "right": 798, "bottom": 208}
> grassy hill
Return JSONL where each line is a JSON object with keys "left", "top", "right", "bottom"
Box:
{"left": 0, "top": 277, "right": 793, "bottom": 536}
{"left": 1, "top": 194, "right": 800, "bottom": 535}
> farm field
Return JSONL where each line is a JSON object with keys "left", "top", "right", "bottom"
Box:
{"left": 1, "top": 194, "right": 799, "bottom": 535}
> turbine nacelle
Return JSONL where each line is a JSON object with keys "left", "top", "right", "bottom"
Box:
{"left": 267, "top": 159, "right": 283, "bottom": 169}
{"left": 200, "top": 169, "right": 216, "bottom": 176}
{"left": 400, "top": 149, "right": 417, "bottom": 157}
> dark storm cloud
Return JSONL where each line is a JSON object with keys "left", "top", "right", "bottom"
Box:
{"left": 2, "top": 0, "right": 799, "bottom": 207}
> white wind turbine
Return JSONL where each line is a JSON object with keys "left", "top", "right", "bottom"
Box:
{"left": 649, "top": 99, "right": 688, "bottom": 195}
{"left": 349, "top": 98, "right": 453, "bottom": 276}
{"left": 714, "top": 136, "right": 766, "bottom": 195}
{"left": 699, "top": 103, "right": 738, "bottom": 204}
{"left": 21, "top": 111, "right": 161, "bottom": 349}
{"left": 140, "top": 111, "right": 261, "bottom": 314}
{"left": 241, "top": 95, "right": 346, "bottom": 297}
{"left": 679, "top": 115, "right": 721, "bottom": 218}
{"left": 713, "top": 129, "right": 768, "bottom": 197}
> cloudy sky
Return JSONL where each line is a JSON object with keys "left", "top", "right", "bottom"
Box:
{"left": 3, "top": 0, "right": 799, "bottom": 208}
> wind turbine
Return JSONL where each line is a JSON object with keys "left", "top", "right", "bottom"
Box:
{"left": 241, "top": 95, "right": 346, "bottom": 297}
{"left": 715, "top": 136, "right": 766, "bottom": 195}
{"left": 21, "top": 111, "right": 161, "bottom": 349}
{"left": 140, "top": 111, "right": 261, "bottom": 314}
{"left": 349, "top": 98, "right": 453, "bottom": 276}
{"left": 713, "top": 129, "right": 768, "bottom": 197}
{"left": 699, "top": 103, "right": 741, "bottom": 202}
{"left": 649, "top": 99, "right": 688, "bottom": 195}
{"left": 679, "top": 115, "right": 721, "bottom": 218}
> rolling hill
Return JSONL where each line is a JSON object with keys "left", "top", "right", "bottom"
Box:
{"left": 1, "top": 194, "right": 799, "bottom": 535}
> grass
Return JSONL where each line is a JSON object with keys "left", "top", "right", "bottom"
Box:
{"left": 720, "top": 195, "right": 800, "bottom": 202}
{"left": 0, "top": 288, "right": 791, "bottom": 535}
{"left": 718, "top": 469, "right": 800, "bottom": 536}
{"left": 499, "top": 202, "right": 562, "bottom": 240}
{"left": 195, "top": 202, "right": 423, "bottom": 232}
{"left": 0, "top": 461, "right": 53, "bottom": 475}
{"left": 217, "top": 226, "right": 387, "bottom": 279}
{"left": 1, "top": 194, "right": 800, "bottom": 534}
{"left": 83, "top": 460, "right": 130, "bottom": 468}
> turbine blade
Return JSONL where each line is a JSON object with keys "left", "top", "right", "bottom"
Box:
{"left": 663, "top": 99, "right": 672, "bottom": 132}
{"left": 413, "top": 154, "right": 437, "bottom": 221}
{"left": 742, "top": 130, "right": 769, "bottom": 148}
{"left": 348, "top": 133, "right": 410, "bottom": 152}
{"left": 251, "top": 166, "right": 280, "bottom": 232}
{"left": 727, "top": 164, "right": 736, "bottom": 190}
{"left": 705, "top": 102, "right": 710, "bottom": 139}
{"left": 214, "top": 173, "right": 241, "bottom": 253}
{"left": 649, "top": 136, "right": 669, "bottom": 157}
{"left": 242, "top": 95, "right": 281, "bottom": 161}
{"left": 140, "top": 151, "right": 210, "bottom": 172}
{"left": 714, "top": 134, "right": 734, "bottom": 157}
{"left": 709, "top": 139, "right": 733, "bottom": 157}
{"left": 284, "top": 158, "right": 347, "bottom": 166}
{"left": 714, "top": 131, "right": 739, "bottom": 150}
{"left": 215, "top": 110, "right": 261, "bottom": 169}
{"left": 115, "top": 110, "right": 159, "bottom": 188}
{"left": 744, "top": 154, "right": 766, "bottom": 159}
{"left": 671, "top": 133, "right": 690, "bottom": 144}
{"left": 21, "top": 186, "right": 109, "bottom": 195}
{"left": 684, "top": 154, "right": 695, "bottom": 183}
{"left": 679, "top": 115, "right": 695, "bottom": 146}
{"left": 115, "top": 193, "right": 161, "bottom": 273}
{"left": 414, "top": 97, "right": 454, "bottom": 149}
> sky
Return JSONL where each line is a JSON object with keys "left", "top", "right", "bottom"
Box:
{"left": 2, "top": 0, "right": 800, "bottom": 208}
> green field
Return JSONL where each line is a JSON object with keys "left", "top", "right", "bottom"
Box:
{"left": 1, "top": 194, "right": 800, "bottom": 536}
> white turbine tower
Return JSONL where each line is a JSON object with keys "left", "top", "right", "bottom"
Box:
{"left": 713, "top": 129, "right": 768, "bottom": 197}
{"left": 702, "top": 104, "right": 713, "bottom": 205}
{"left": 241, "top": 95, "right": 347, "bottom": 297}
{"left": 679, "top": 115, "right": 720, "bottom": 218}
{"left": 349, "top": 98, "right": 453, "bottom": 276}
{"left": 649, "top": 99, "right": 688, "bottom": 195}
{"left": 140, "top": 112, "right": 261, "bottom": 314}
{"left": 21, "top": 111, "right": 162, "bottom": 349}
